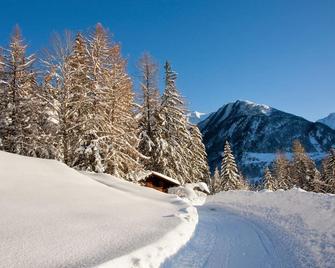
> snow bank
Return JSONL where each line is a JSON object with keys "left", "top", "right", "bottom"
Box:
{"left": 0, "top": 151, "right": 197, "bottom": 268}
{"left": 210, "top": 189, "right": 335, "bottom": 267}
{"left": 98, "top": 205, "right": 197, "bottom": 268}
{"left": 168, "top": 183, "right": 209, "bottom": 206}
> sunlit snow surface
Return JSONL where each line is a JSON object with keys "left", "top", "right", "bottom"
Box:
{"left": 0, "top": 151, "right": 196, "bottom": 268}
{"left": 164, "top": 189, "right": 335, "bottom": 268}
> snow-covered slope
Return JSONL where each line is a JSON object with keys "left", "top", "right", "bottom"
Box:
{"left": 187, "top": 111, "right": 210, "bottom": 125}
{"left": 318, "top": 113, "right": 335, "bottom": 130}
{"left": 0, "top": 151, "right": 197, "bottom": 268}
{"left": 198, "top": 100, "right": 335, "bottom": 178}
{"left": 164, "top": 189, "right": 335, "bottom": 267}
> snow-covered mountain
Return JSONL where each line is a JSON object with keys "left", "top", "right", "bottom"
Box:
{"left": 317, "top": 113, "right": 335, "bottom": 130}
{"left": 187, "top": 111, "right": 210, "bottom": 125}
{"left": 198, "top": 100, "right": 335, "bottom": 179}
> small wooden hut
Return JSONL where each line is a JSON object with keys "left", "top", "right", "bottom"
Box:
{"left": 138, "top": 171, "right": 180, "bottom": 193}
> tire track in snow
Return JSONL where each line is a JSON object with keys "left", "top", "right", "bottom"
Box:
{"left": 163, "top": 203, "right": 304, "bottom": 268}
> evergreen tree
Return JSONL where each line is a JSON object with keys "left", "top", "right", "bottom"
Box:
{"left": 220, "top": 141, "right": 244, "bottom": 190}
{"left": 262, "top": 167, "right": 277, "bottom": 191}
{"left": 137, "top": 53, "right": 160, "bottom": 170}
{"left": 0, "top": 26, "right": 41, "bottom": 156}
{"left": 209, "top": 167, "right": 221, "bottom": 194}
{"left": 152, "top": 61, "right": 191, "bottom": 184}
{"left": 188, "top": 124, "right": 210, "bottom": 183}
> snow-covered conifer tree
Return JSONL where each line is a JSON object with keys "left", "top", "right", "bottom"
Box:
{"left": 0, "top": 48, "right": 6, "bottom": 149}
{"left": 220, "top": 141, "right": 244, "bottom": 191}
{"left": 68, "top": 32, "right": 105, "bottom": 172}
{"left": 273, "top": 152, "right": 290, "bottom": 190}
{"left": 0, "top": 26, "right": 41, "bottom": 156}
{"left": 261, "top": 167, "right": 277, "bottom": 191}
{"left": 89, "top": 24, "right": 142, "bottom": 177}
{"left": 322, "top": 148, "right": 335, "bottom": 193}
{"left": 209, "top": 167, "right": 221, "bottom": 194}
{"left": 188, "top": 124, "right": 210, "bottom": 183}
{"left": 137, "top": 53, "right": 160, "bottom": 170}
{"left": 152, "top": 61, "right": 192, "bottom": 184}
{"left": 290, "top": 140, "right": 320, "bottom": 191}
{"left": 41, "top": 32, "right": 91, "bottom": 165}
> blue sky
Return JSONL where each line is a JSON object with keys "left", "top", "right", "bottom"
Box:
{"left": 1, "top": 0, "right": 335, "bottom": 121}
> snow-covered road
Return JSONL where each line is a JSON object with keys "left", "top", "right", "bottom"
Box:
{"left": 164, "top": 195, "right": 318, "bottom": 268}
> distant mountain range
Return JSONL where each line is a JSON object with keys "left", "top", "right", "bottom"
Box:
{"left": 197, "top": 100, "right": 335, "bottom": 180}
{"left": 317, "top": 113, "right": 335, "bottom": 130}
{"left": 187, "top": 111, "right": 210, "bottom": 125}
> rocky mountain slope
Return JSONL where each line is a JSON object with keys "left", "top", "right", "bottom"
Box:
{"left": 198, "top": 100, "right": 335, "bottom": 179}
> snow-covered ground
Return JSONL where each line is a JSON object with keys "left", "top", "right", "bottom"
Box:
{"left": 164, "top": 189, "right": 335, "bottom": 268}
{"left": 0, "top": 151, "right": 197, "bottom": 268}
{"left": 2, "top": 150, "right": 335, "bottom": 268}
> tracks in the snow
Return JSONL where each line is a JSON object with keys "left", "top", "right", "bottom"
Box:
{"left": 163, "top": 204, "right": 305, "bottom": 268}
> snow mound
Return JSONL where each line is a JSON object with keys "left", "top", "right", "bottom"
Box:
{"left": 0, "top": 151, "right": 197, "bottom": 268}
{"left": 168, "top": 183, "right": 209, "bottom": 206}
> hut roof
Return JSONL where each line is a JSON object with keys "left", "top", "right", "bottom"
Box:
{"left": 137, "top": 171, "right": 180, "bottom": 186}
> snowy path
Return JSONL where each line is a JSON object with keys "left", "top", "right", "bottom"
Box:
{"left": 164, "top": 198, "right": 311, "bottom": 268}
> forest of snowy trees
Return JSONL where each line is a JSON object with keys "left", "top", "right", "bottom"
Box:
{"left": 0, "top": 24, "right": 209, "bottom": 184}
{"left": 209, "top": 140, "right": 335, "bottom": 194}
{"left": 0, "top": 24, "right": 334, "bottom": 194}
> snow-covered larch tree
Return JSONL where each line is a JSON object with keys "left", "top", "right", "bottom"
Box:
{"left": 137, "top": 53, "right": 160, "bottom": 170}
{"left": 0, "top": 25, "right": 41, "bottom": 156}
{"left": 68, "top": 33, "right": 103, "bottom": 172}
{"left": 273, "top": 152, "right": 290, "bottom": 190}
{"left": 88, "top": 24, "right": 143, "bottom": 177}
{"left": 290, "top": 140, "right": 320, "bottom": 191}
{"left": 42, "top": 32, "right": 94, "bottom": 166}
{"left": 261, "top": 167, "right": 277, "bottom": 191}
{"left": 322, "top": 148, "right": 335, "bottom": 193}
{"left": 41, "top": 31, "right": 75, "bottom": 162}
{"left": 220, "top": 141, "right": 244, "bottom": 191}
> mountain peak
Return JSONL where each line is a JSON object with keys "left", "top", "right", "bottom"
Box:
{"left": 233, "top": 100, "right": 273, "bottom": 115}
{"left": 317, "top": 113, "right": 335, "bottom": 130}
{"left": 187, "top": 111, "right": 210, "bottom": 125}
{"left": 199, "top": 100, "right": 335, "bottom": 178}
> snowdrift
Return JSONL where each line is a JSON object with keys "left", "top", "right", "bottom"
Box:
{"left": 0, "top": 151, "right": 197, "bottom": 268}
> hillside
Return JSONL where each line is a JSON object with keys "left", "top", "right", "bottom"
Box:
{"left": 0, "top": 151, "right": 196, "bottom": 268}
{"left": 198, "top": 100, "right": 335, "bottom": 179}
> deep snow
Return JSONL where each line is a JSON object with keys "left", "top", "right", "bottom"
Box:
{"left": 0, "top": 151, "right": 196, "bottom": 268}
{"left": 1, "top": 151, "right": 335, "bottom": 268}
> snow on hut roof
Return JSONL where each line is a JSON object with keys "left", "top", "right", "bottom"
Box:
{"left": 137, "top": 171, "right": 181, "bottom": 186}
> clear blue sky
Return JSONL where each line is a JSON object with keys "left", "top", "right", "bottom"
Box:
{"left": 1, "top": 0, "right": 334, "bottom": 121}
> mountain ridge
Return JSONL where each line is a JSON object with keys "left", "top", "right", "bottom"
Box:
{"left": 198, "top": 100, "right": 335, "bottom": 179}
